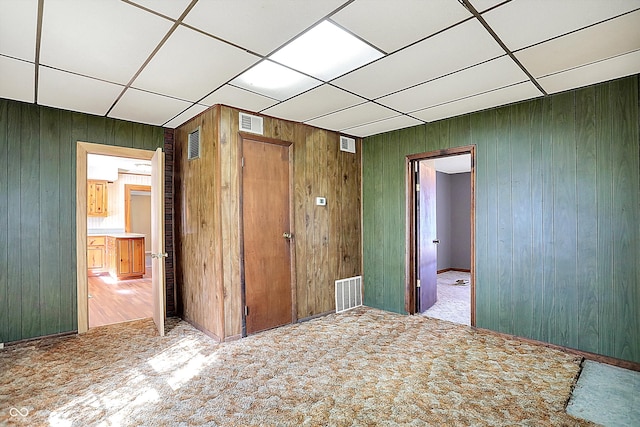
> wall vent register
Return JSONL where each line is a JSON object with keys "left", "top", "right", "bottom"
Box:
{"left": 239, "top": 112, "right": 264, "bottom": 135}
{"left": 335, "top": 276, "right": 363, "bottom": 313}
{"left": 340, "top": 135, "right": 356, "bottom": 153}
{"left": 188, "top": 127, "right": 200, "bottom": 160}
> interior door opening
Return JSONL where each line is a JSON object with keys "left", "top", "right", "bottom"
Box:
{"left": 77, "top": 143, "right": 165, "bottom": 336}
{"left": 406, "top": 146, "right": 476, "bottom": 326}
{"left": 86, "top": 155, "right": 153, "bottom": 329}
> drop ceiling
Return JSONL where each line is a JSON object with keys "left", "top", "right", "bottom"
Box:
{"left": 1, "top": 0, "right": 639, "bottom": 137}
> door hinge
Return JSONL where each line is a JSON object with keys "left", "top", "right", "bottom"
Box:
{"left": 416, "top": 183, "right": 420, "bottom": 192}
{"left": 241, "top": 157, "right": 245, "bottom": 168}
{"left": 244, "top": 306, "right": 249, "bottom": 316}
{"left": 417, "top": 279, "right": 421, "bottom": 288}
{"left": 414, "top": 162, "right": 419, "bottom": 173}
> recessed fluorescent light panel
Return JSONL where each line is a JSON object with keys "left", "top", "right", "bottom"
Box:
{"left": 230, "top": 60, "right": 321, "bottom": 101}
{"left": 270, "top": 20, "right": 384, "bottom": 81}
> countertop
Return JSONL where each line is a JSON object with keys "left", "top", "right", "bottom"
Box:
{"left": 88, "top": 232, "right": 146, "bottom": 238}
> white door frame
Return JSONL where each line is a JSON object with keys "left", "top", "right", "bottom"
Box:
{"left": 76, "top": 142, "right": 159, "bottom": 333}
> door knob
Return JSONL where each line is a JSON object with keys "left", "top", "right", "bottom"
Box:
{"left": 432, "top": 239, "right": 440, "bottom": 244}
{"left": 282, "top": 232, "right": 292, "bottom": 239}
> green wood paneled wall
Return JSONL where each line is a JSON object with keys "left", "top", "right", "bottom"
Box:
{"left": 362, "top": 75, "right": 640, "bottom": 363}
{"left": 0, "top": 99, "right": 163, "bottom": 343}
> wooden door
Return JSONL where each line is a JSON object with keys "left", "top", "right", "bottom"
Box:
{"left": 242, "top": 138, "right": 292, "bottom": 335}
{"left": 417, "top": 161, "right": 438, "bottom": 312}
{"left": 151, "top": 148, "right": 166, "bottom": 337}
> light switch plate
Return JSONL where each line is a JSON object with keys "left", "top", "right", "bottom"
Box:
{"left": 316, "top": 197, "right": 326, "bottom": 206}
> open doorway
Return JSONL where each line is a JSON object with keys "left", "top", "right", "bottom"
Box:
{"left": 77, "top": 142, "right": 166, "bottom": 336}
{"left": 86, "top": 155, "right": 153, "bottom": 328}
{"left": 405, "top": 146, "right": 475, "bottom": 326}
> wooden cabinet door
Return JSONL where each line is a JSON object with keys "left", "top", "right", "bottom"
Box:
{"left": 117, "top": 238, "right": 131, "bottom": 275}
{"left": 87, "top": 235, "right": 106, "bottom": 275}
{"left": 88, "top": 180, "right": 108, "bottom": 217}
{"left": 87, "top": 247, "right": 104, "bottom": 269}
{"left": 131, "top": 238, "right": 145, "bottom": 275}
{"left": 106, "top": 237, "right": 145, "bottom": 279}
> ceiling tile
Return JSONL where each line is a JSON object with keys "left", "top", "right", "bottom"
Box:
{"left": 38, "top": 67, "right": 123, "bottom": 116}
{"left": 261, "top": 84, "right": 364, "bottom": 122}
{"left": 538, "top": 49, "right": 640, "bottom": 94}
{"left": 230, "top": 60, "right": 322, "bottom": 101}
{"left": 183, "top": 0, "right": 346, "bottom": 55}
{"left": 40, "top": 0, "right": 173, "bottom": 84}
{"left": 378, "top": 56, "right": 529, "bottom": 112}
{"left": 483, "top": 0, "right": 640, "bottom": 51}
{"left": 305, "top": 102, "right": 397, "bottom": 131}
{"left": 516, "top": 10, "right": 640, "bottom": 78}
{"left": 411, "top": 81, "right": 542, "bottom": 122}
{"left": 343, "top": 115, "right": 423, "bottom": 138}
{"left": 332, "top": 19, "right": 505, "bottom": 99}
{"left": 469, "top": 0, "right": 505, "bottom": 13}
{"left": 331, "top": 0, "right": 471, "bottom": 53}
{"left": 108, "top": 88, "right": 193, "bottom": 126}
{"left": 0, "top": 0, "right": 38, "bottom": 61}
{"left": 163, "top": 104, "right": 209, "bottom": 128}
{"left": 0, "top": 56, "right": 34, "bottom": 103}
{"left": 127, "top": 0, "right": 192, "bottom": 19}
{"left": 200, "top": 85, "right": 278, "bottom": 111}
{"left": 133, "top": 26, "right": 260, "bottom": 102}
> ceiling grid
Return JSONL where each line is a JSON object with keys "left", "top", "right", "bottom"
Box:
{"left": 0, "top": 0, "right": 638, "bottom": 136}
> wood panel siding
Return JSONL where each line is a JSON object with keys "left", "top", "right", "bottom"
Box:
{"left": 218, "top": 107, "right": 244, "bottom": 340}
{"left": 174, "top": 106, "right": 224, "bottom": 340}
{"left": 362, "top": 75, "right": 640, "bottom": 364}
{"left": 175, "top": 105, "right": 362, "bottom": 341}
{"left": 0, "top": 98, "right": 164, "bottom": 344}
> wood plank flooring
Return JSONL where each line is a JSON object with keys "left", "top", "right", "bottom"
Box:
{"left": 88, "top": 272, "right": 152, "bottom": 328}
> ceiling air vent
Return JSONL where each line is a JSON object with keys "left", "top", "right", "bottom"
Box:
{"left": 239, "top": 112, "right": 264, "bottom": 135}
{"left": 188, "top": 127, "right": 200, "bottom": 160}
{"left": 340, "top": 135, "right": 356, "bottom": 153}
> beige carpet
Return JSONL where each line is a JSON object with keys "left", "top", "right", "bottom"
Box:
{"left": 423, "top": 271, "right": 471, "bottom": 325}
{"left": 0, "top": 307, "right": 593, "bottom": 426}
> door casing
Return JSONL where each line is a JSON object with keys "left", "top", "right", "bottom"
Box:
{"left": 405, "top": 145, "right": 476, "bottom": 326}
{"left": 76, "top": 142, "right": 164, "bottom": 334}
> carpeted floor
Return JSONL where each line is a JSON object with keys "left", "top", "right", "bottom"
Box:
{"left": 423, "top": 271, "right": 471, "bottom": 325}
{"left": 0, "top": 307, "right": 593, "bottom": 426}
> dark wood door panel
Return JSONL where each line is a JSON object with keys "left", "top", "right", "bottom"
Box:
{"left": 242, "top": 138, "right": 292, "bottom": 334}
